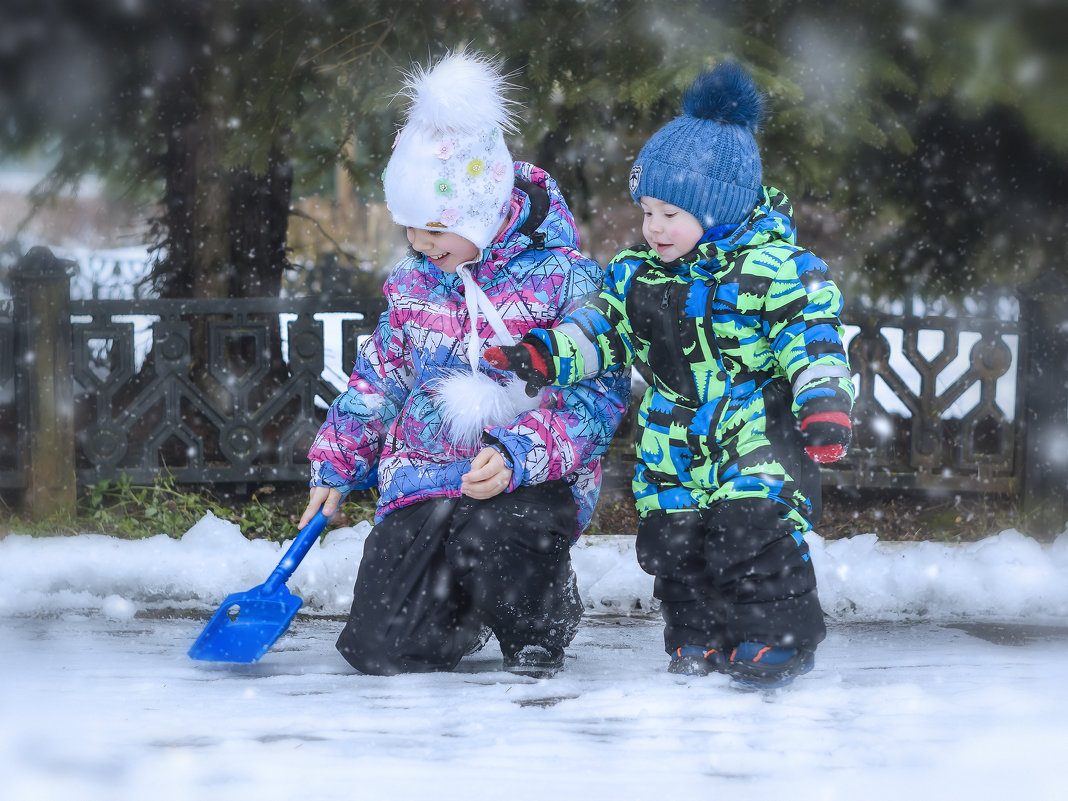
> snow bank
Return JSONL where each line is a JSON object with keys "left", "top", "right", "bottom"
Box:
{"left": 0, "top": 513, "right": 1066, "bottom": 622}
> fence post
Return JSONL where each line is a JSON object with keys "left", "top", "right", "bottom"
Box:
{"left": 1016, "top": 272, "right": 1068, "bottom": 538}
{"left": 10, "top": 247, "right": 77, "bottom": 520}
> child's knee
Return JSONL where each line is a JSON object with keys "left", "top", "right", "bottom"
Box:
{"left": 635, "top": 510, "right": 703, "bottom": 577}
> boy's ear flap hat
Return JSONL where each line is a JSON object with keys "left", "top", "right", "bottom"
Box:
{"left": 629, "top": 61, "right": 766, "bottom": 229}
{"left": 383, "top": 51, "right": 517, "bottom": 250}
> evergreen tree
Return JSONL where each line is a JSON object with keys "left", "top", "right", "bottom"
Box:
{"left": 2, "top": 0, "right": 1064, "bottom": 300}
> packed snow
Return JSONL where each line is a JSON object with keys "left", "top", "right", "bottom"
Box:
{"left": 2, "top": 514, "right": 1067, "bottom": 800}
{"left": 2, "top": 512, "right": 1066, "bottom": 623}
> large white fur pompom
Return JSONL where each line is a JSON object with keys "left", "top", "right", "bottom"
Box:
{"left": 399, "top": 50, "right": 518, "bottom": 135}
{"left": 433, "top": 370, "right": 543, "bottom": 450}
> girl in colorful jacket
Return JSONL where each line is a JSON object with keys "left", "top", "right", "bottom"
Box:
{"left": 487, "top": 62, "right": 854, "bottom": 689}
{"left": 299, "top": 52, "right": 629, "bottom": 678}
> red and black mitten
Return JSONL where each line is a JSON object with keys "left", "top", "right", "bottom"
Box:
{"left": 799, "top": 411, "right": 852, "bottom": 464}
{"left": 484, "top": 335, "right": 556, "bottom": 398}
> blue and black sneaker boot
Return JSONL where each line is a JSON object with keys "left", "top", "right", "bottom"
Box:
{"left": 726, "top": 642, "right": 815, "bottom": 690}
{"left": 667, "top": 645, "right": 727, "bottom": 676}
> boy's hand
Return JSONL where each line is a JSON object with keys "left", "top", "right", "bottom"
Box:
{"left": 800, "top": 411, "right": 852, "bottom": 464}
{"left": 483, "top": 336, "right": 555, "bottom": 397}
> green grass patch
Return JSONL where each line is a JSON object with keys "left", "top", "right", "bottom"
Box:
{"left": 0, "top": 474, "right": 378, "bottom": 541}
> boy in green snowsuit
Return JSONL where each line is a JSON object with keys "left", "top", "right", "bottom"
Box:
{"left": 486, "top": 62, "right": 854, "bottom": 689}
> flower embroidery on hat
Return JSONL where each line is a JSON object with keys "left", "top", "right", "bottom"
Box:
{"left": 381, "top": 52, "right": 518, "bottom": 250}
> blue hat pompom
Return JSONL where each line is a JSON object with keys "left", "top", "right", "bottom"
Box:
{"left": 630, "top": 61, "right": 766, "bottom": 229}
{"left": 682, "top": 62, "right": 766, "bottom": 133}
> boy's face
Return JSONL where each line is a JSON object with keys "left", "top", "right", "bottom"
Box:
{"left": 406, "top": 227, "right": 480, "bottom": 273}
{"left": 640, "top": 197, "right": 704, "bottom": 262}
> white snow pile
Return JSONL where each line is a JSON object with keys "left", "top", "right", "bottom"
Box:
{"left": 1, "top": 512, "right": 1066, "bottom": 622}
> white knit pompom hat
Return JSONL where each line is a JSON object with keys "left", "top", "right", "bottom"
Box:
{"left": 383, "top": 51, "right": 518, "bottom": 250}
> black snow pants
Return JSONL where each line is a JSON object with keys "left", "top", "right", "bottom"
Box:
{"left": 336, "top": 479, "right": 583, "bottom": 675}
{"left": 635, "top": 497, "right": 826, "bottom": 656}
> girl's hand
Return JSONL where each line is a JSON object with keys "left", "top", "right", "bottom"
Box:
{"left": 461, "top": 447, "right": 513, "bottom": 499}
{"left": 299, "top": 486, "right": 345, "bottom": 529}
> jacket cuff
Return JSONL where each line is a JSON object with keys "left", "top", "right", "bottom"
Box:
{"left": 481, "top": 430, "right": 527, "bottom": 490}
{"left": 310, "top": 460, "right": 358, "bottom": 493}
{"left": 529, "top": 323, "right": 601, "bottom": 384}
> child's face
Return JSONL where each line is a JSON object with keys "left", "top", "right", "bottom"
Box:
{"left": 406, "top": 227, "right": 480, "bottom": 273}
{"left": 640, "top": 197, "right": 704, "bottom": 262}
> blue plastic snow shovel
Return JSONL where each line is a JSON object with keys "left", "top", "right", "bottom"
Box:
{"left": 188, "top": 509, "right": 333, "bottom": 663}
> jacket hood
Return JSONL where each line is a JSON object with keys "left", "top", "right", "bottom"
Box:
{"left": 475, "top": 162, "right": 583, "bottom": 279}
{"left": 679, "top": 185, "right": 798, "bottom": 280}
{"left": 726, "top": 185, "right": 797, "bottom": 251}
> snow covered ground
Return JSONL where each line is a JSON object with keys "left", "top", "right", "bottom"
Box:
{"left": 2, "top": 515, "right": 1067, "bottom": 800}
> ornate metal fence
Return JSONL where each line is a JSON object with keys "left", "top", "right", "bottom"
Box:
{"left": 834, "top": 303, "right": 1018, "bottom": 493}
{"left": 2, "top": 247, "right": 1065, "bottom": 535}
{"left": 70, "top": 297, "right": 384, "bottom": 488}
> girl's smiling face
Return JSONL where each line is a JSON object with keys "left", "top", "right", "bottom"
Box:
{"left": 406, "top": 227, "right": 480, "bottom": 273}
{"left": 640, "top": 197, "right": 704, "bottom": 262}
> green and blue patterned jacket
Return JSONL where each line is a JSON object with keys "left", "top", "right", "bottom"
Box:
{"left": 529, "top": 186, "right": 854, "bottom": 532}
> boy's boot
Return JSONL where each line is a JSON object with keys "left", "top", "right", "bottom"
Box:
{"left": 667, "top": 645, "right": 727, "bottom": 676}
{"left": 726, "top": 642, "right": 814, "bottom": 690}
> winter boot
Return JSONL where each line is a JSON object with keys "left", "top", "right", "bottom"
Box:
{"left": 464, "top": 625, "right": 494, "bottom": 656}
{"left": 502, "top": 644, "right": 565, "bottom": 678}
{"left": 667, "top": 645, "right": 727, "bottom": 676}
{"left": 726, "top": 642, "right": 814, "bottom": 690}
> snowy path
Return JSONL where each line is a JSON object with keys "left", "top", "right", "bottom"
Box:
{"left": 3, "top": 610, "right": 1067, "bottom": 801}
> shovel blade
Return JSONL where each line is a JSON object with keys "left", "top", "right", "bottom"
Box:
{"left": 188, "top": 585, "right": 303, "bottom": 663}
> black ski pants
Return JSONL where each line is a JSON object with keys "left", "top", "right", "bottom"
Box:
{"left": 635, "top": 497, "right": 826, "bottom": 655}
{"left": 336, "top": 479, "right": 583, "bottom": 675}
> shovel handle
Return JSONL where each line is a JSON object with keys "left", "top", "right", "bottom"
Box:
{"left": 261, "top": 509, "right": 332, "bottom": 595}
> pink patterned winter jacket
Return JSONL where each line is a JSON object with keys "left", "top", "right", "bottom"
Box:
{"left": 308, "top": 163, "right": 630, "bottom": 537}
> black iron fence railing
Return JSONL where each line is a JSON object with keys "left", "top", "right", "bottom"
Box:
{"left": 3, "top": 247, "right": 1066, "bottom": 536}
{"left": 68, "top": 296, "right": 385, "bottom": 488}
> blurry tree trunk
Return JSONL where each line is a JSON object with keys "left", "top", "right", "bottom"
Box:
{"left": 230, "top": 148, "right": 292, "bottom": 299}
{"left": 148, "top": 58, "right": 295, "bottom": 460}
{"left": 153, "top": 21, "right": 292, "bottom": 304}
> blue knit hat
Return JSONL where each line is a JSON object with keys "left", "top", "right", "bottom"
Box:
{"left": 628, "top": 62, "right": 767, "bottom": 228}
